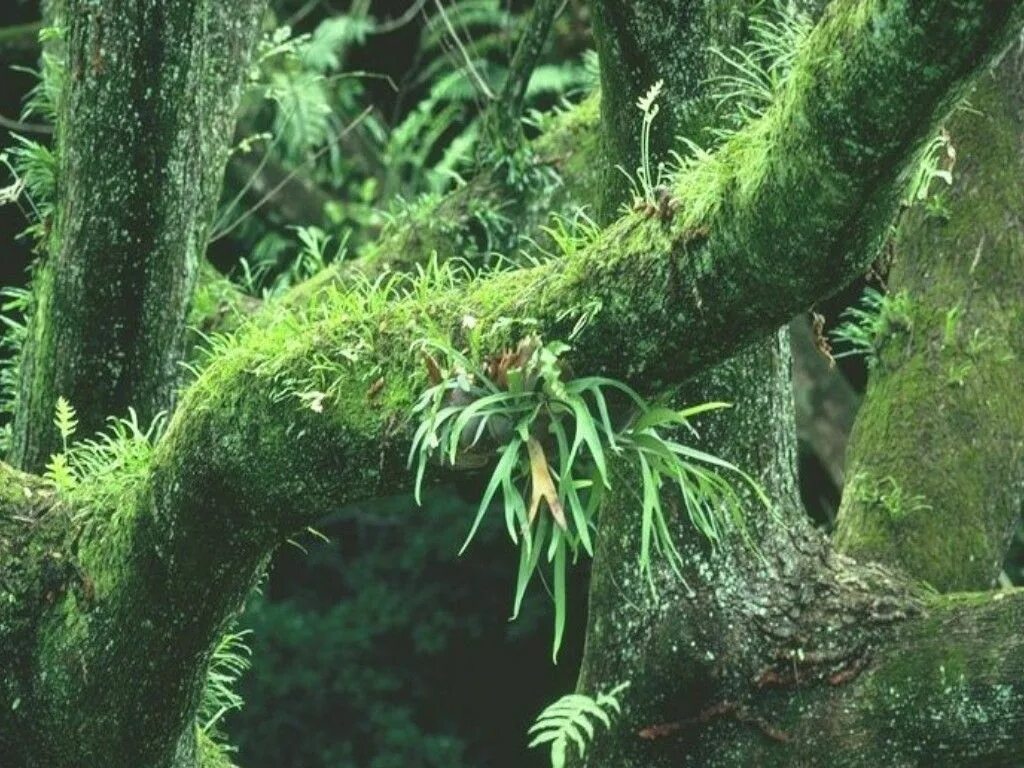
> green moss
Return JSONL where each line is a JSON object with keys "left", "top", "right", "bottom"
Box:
{"left": 836, "top": 50, "right": 1024, "bottom": 591}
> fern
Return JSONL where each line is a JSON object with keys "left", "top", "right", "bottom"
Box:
{"left": 53, "top": 395, "right": 78, "bottom": 450}
{"left": 706, "top": 0, "right": 812, "bottom": 139}
{"left": 831, "top": 288, "right": 913, "bottom": 368}
{"left": 528, "top": 682, "right": 630, "bottom": 768}
{"left": 198, "top": 629, "right": 253, "bottom": 756}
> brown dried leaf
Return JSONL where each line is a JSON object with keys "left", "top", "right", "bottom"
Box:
{"left": 527, "top": 437, "right": 566, "bottom": 530}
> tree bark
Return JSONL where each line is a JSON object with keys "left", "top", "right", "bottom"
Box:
{"left": 10, "top": 0, "right": 268, "bottom": 472}
{"left": 1, "top": 1, "right": 1023, "bottom": 767}
{"left": 835, "top": 43, "right": 1024, "bottom": 592}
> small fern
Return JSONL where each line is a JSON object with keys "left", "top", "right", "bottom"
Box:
{"left": 198, "top": 629, "right": 253, "bottom": 755}
{"left": 830, "top": 288, "right": 913, "bottom": 368}
{"left": 44, "top": 397, "right": 79, "bottom": 492}
{"left": 53, "top": 395, "right": 78, "bottom": 450}
{"left": 706, "top": 0, "right": 812, "bottom": 138}
{"left": 528, "top": 682, "right": 630, "bottom": 768}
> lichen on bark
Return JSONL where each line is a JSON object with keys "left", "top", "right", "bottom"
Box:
{"left": 10, "top": 0, "right": 269, "bottom": 472}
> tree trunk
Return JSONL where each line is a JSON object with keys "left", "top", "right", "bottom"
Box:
{"left": 2, "top": 1, "right": 1023, "bottom": 767}
{"left": 834, "top": 44, "right": 1024, "bottom": 593}
{"left": 568, "top": 3, "right": 1024, "bottom": 765}
{"left": 10, "top": 0, "right": 267, "bottom": 471}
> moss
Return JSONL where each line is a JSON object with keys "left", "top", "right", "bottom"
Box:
{"left": 835, "top": 48, "right": 1024, "bottom": 591}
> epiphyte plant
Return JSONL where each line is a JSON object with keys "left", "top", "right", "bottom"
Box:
{"left": 410, "top": 334, "right": 768, "bottom": 659}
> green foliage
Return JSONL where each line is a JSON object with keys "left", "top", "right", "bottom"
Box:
{"left": 0, "top": 24, "right": 65, "bottom": 453}
{"left": 199, "top": 629, "right": 253, "bottom": 759}
{"left": 851, "top": 474, "right": 932, "bottom": 522}
{"left": 42, "top": 405, "right": 164, "bottom": 523}
{"left": 0, "top": 285, "right": 31, "bottom": 452}
{"left": 217, "top": 0, "right": 590, "bottom": 291}
{"left": 830, "top": 287, "right": 913, "bottom": 369}
{"left": 527, "top": 682, "right": 629, "bottom": 768}
{"left": 706, "top": 0, "right": 812, "bottom": 137}
{"left": 0, "top": 136, "right": 58, "bottom": 247}
{"left": 410, "top": 336, "right": 766, "bottom": 659}
{"left": 904, "top": 128, "right": 955, "bottom": 206}
{"left": 232, "top": 492, "right": 579, "bottom": 768}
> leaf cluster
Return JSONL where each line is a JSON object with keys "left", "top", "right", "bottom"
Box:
{"left": 528, "top": 682, "right": 629, "bottom": 768}
{"left": 410, "top": 336, "right": 767, "bottom": 659}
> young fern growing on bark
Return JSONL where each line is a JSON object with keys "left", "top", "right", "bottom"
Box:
{"left": 528, "top": 682, "right": 629, "bottom": 768}
{"left": 409, "top": 335, "right": 768, "bottom": 659}
{"left": 830, "top": 288, "right": 913, "bottom": 369}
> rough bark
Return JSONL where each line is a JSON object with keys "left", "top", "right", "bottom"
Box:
{"left": 1, "top": 2, "right": 1023, "bottom": 767}
{"left": 10, "top": 0, "right": 268, "bottom": 472}
{"left": 835, "top": 42, "right": 1024, "bottom": 592}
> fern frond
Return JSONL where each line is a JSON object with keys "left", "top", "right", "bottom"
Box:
{"left": 53, "top": 396, "right": 78, "bottom": 449}
{"left": 528, "top": 683, "right": 630, "bottom": 768}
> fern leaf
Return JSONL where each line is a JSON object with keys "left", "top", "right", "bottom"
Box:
{"left": 528, "top": 683, "right": 630, "bottom": 768}
{"left": 54, "top": 396, "right": 78, "bottom": 446}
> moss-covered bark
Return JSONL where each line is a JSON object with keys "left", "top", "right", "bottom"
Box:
{"left": 835, "top": 44, "right": 1024, "bottom": 592}
{"left": 10, "top": 0, "right": 268, "bottom": 472}
{"left": 1, "top": 1, "right": 1023, "bottom": 767}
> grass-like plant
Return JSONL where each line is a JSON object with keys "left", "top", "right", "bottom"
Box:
{"left": 409, "top": 335, "right": 768, "bottom": 659}
{"left": 831, "top": 287, "right": 913, "bottom": 368}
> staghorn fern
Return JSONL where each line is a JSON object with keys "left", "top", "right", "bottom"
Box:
{"left": 529, "top": 682, "right": 630, "bottom": 768}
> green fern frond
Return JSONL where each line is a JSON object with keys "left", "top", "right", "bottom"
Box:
{"left": 528, "top": 682, "right": 630, "bottom": 768}
{"left": 53, "top": 396, "right": 78, "bottom": 449}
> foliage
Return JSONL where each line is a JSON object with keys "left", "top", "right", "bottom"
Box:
{"left": 0, "top": 23, "right": 64, "bottom": 453}
{"left": 410, "top": 335, "right": 767, "bottom": 658}
{"left": 216, "top": 0, "right": 591, "bottom": 293}
{"left": 830, "top": 287, "right": 913, "bottom": 369}
{"left": 706, "top": 0, "right": 812, "bottom": 138}
{"left": 528, "top": 682, "right": 629, "bottom": 768}
{"left": 40, "top": 399, "right": 164, "bottom": 524}
{"left": 199, "top": 629, "right": 253, "bottom": 760}
{"left": 851, "top": 474, "right": 932, "bottom": 522}
{"left": 904, "top": 127, "right": 955, "bottom": 207}
{"left": 232, "top": 491, "right": 580, "bottom": 768}
{"left": 0, "top": 285, "right": 31, "bottom": 452}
